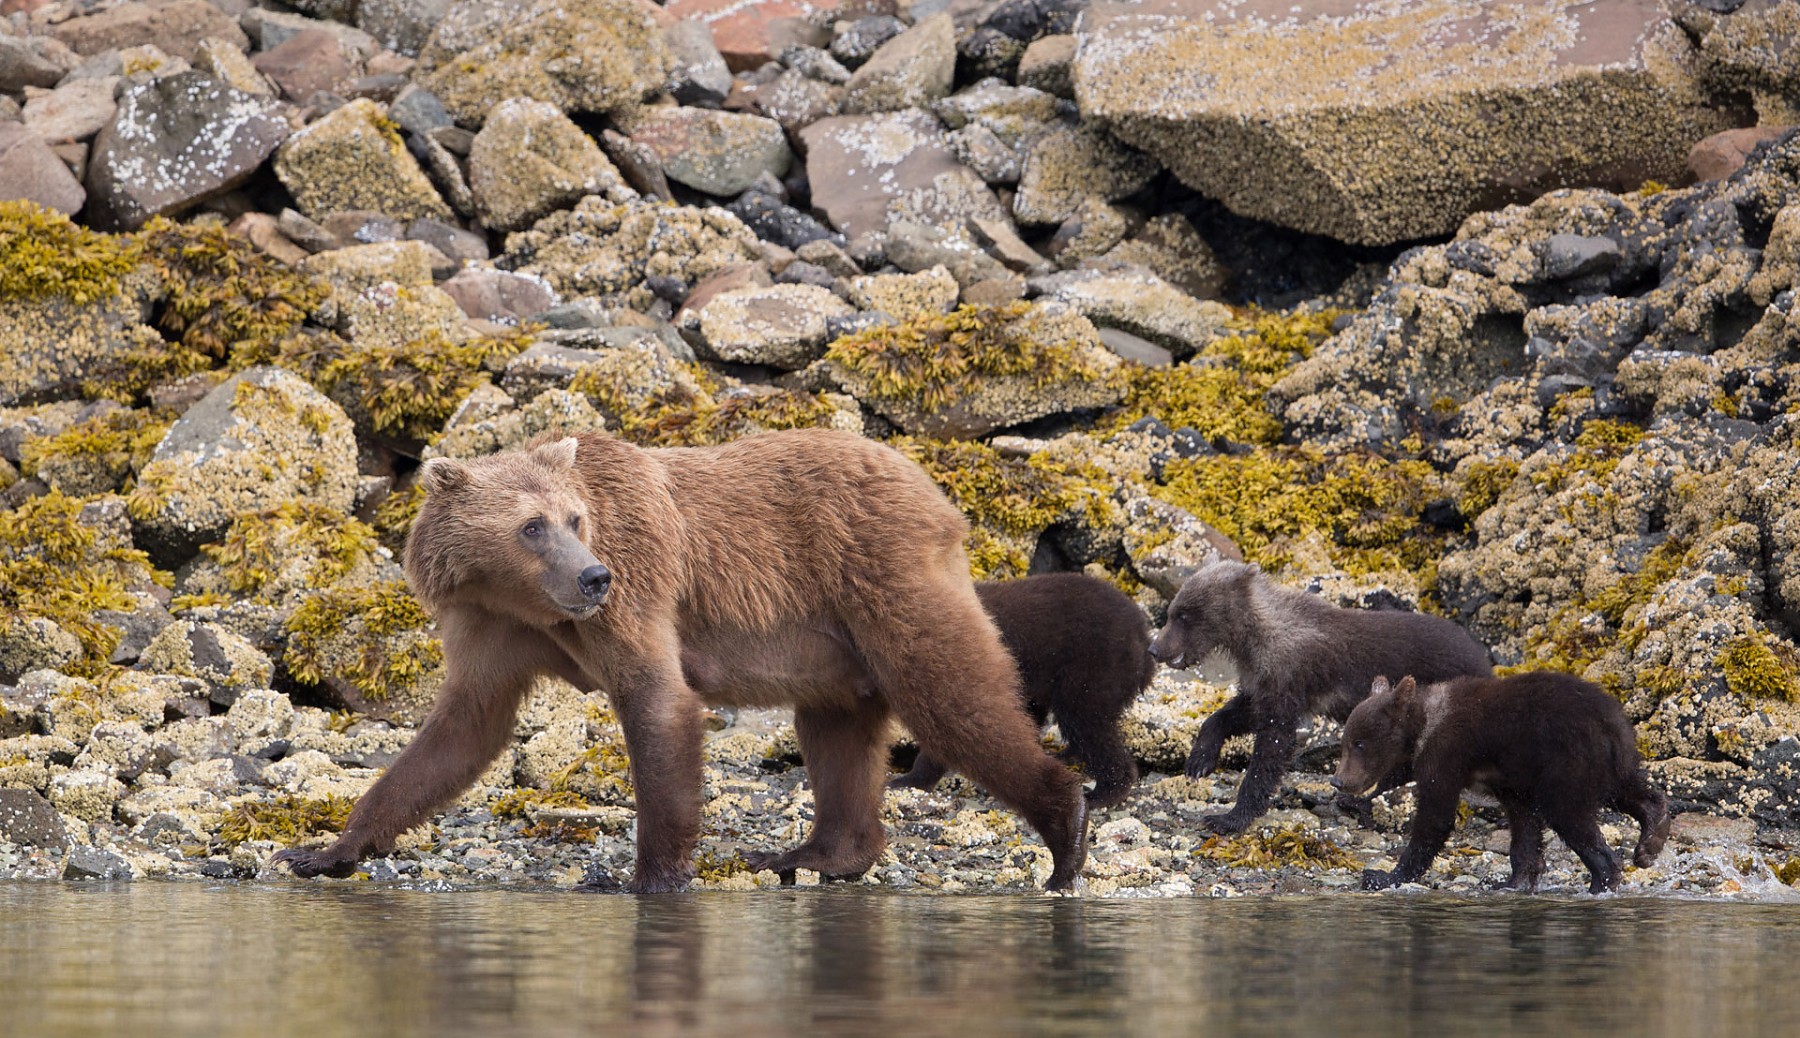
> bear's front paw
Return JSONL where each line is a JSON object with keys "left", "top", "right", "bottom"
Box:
{"left": 1200, "top": 810, "right": 1253, "bottom": 835}
{"left": 270, "top": 846, "right": 360, "bottom": 879}
{"left": 1361, "top": 869, "right": 1399, "bottom": 891}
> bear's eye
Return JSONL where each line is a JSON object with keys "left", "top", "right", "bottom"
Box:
{"left": 567, "top": 515, "right": 582, "bottom": 532}
{"left": 1353, "top": 740, "right": 1365, "bottom": 751}
{"left": 522, "top": 520, "right": 544, "bottom": 539}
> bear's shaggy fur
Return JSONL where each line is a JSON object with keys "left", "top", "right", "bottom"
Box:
{"left": 1148, "top": 560, "right": 1493, "bottom": 833}
{"left": 890, "top": 572, "right": 1157, "bottom": 808}
{"left": 272, "top": 430, "right": 1089, "bottom": 891}
{"left": 1336, "top": 672, "right": 1670, "bottom": 893}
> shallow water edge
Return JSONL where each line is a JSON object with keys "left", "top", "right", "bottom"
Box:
{"left": 6, "top": 881, "right": 1800, "bottom": 1038}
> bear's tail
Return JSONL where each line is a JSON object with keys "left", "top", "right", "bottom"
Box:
{"left": 842, "top": 562, "right": 1088, "bottom": 889}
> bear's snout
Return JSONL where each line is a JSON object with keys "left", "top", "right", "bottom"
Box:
{"left": 1328, "top": 774, "right": 1346, "bottom": 791}
{"left": 578, "top": 564, "right": 612, "bottom": 603}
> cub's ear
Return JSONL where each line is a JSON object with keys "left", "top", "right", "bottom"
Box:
{"left": 420, "top": 457, "right": 471, "bottom": 494}
{"left": 1393, "top": 675, "right": 1419, "bottom": 703}
{"left": 533, "top": 436, "right": 579, "bottom": 472}
{"left": 1244, "top": 561, "right": 1262, "bottom": 576}
{"left": 1370, "top": 675, "right": 1391, "bottom": 697}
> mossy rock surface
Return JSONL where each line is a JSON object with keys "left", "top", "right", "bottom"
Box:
{"left": 128, "top": 368, "right": 359, "bottom": 565}
{"left": 825, "top": 301, "right": 1125, "bottom": 439}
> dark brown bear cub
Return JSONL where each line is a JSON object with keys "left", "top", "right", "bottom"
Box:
{"left": 890, "top": 573, "right": 1157, "bottom": 808}
{"left": 1335, "top": 672, "right": 1671, "bottom": 893}
{"left": 1148, "top": 560, "right": 1493, "bottom": 833}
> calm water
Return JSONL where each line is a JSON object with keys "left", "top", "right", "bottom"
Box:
{"left": 4, "top": 883, "right": 1799, "bottom": 1038}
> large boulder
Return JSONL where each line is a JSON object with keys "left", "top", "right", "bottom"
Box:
{"left": 417, "top": 0, "right": 671, "bottom": 127}
{"left": 85, "top": 72, "right": 289, "bottom": 231}
{"left": 128, "top": 367, "right": 359, "bottom": 565}
{"left": 1075, "top": 0, "right": 1745, "bottom": 245}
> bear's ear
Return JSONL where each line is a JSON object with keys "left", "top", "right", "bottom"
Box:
{"left": 420, "top": 457, "right": 471, "bottom": 494}
{"left": 1370, "top": 675, "right": 1391, "bottom": 698}
{"left": 1393, "top": 675, "right": 1418, "bottom": 704}
{"left": 532, "top": 436, "right": 579, "bottom": 472}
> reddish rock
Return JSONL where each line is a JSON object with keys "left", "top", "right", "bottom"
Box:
{"left": 52, "top": 0, "right": 249, "bottom": 62}
{"left": 0, "top": 122, "right": 87, "bottom": 215}
{"left": 664, "top": 0, "right": 842, "bottom": 71}
{"left": 252, "top": 29, "right": 361, "bottom": 103}
{"left": 1688, "top": 125, "right": 1793, "bottom": 183}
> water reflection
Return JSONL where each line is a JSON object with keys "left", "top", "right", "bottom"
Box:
{"left": 3, "top": 884, "right": 1799, "bottom": 1037}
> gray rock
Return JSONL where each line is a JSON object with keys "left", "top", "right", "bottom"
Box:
{"left": 63, "top": 845, "right": 133, "bottom": 881}
{"left": 665, "top": 19, "right": 734, "bottom": 105}
{"left": 357, "top": 0, "right": 454, "bottom": 57}
{"left": 192, "top": 38, "right": 275, "bottom": 98}
{"left": 831, "top": 15, "right": 908, "bottom": 68}
{"left": 0, "top": 618, "right": 83, "bottom": 684}
{"left": 749, "top": 68, "right": 845, "bottom": 135}
{"left": 0, "top": 36, "right": 70, "bottom": 93}
{"left": 0, "top": 789, "right": 68, "bottom": 850}
{"left": 1098, "top": 327, "right": 1173, "bottom": 367}
{"left": 138, "top": 621, "right": 274, "bottom": 709}
{"left": 1542, "top": 233, "right": 1623, "bottom": 281}
{"left": 1030, "top": 268, "right": 1231, "bottom": 357}
{"left": 84, "top": 71, "right": 289, "bottom": 231}
{"left": 406, "top": 218, "right": 488, "bottom": 263}
{"left": 468, "top": 97, "right": 630, "bottom": 232}
{"left": 389, "top": 85, "right": 455, "bottom": 137}
{"left": 687, "top": 283, "right": 854, "bottom": 369}
{"left": 618, "top": 106, "right": 792, "bottom": 198}
{"left": 844, "top": 11, "right": 955, "bottom": 114}
{"left": 23, "top": 77, "right": 121, "bottom": 144}
{"left": 0, "top": 122, "right": 87, "bottom": 214}
{"left": 780, "top": 44, "right": 851, "bottom": 85}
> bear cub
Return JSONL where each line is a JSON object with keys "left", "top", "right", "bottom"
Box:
{"left": 1335, "top": 672, "right": 1671, "bottom": 893}
{"left": 890, "top": 572, "right": 1157, "bottom": 808}
{"left": 1149, "top": 560, "right": 1493, "bottom": 833}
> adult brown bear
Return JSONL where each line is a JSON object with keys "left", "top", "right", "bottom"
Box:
{"left": 272, "top": 431, "right": 1088, "bottom": 891}
{"left": 890, "top": 573, "right": 1156, "bottom": 808}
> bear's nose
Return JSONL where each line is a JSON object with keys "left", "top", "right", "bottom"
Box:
{"left": 578, "top": 564, "right": 612, "bottom": 602}
{"left": 1328, "top": 776, "right": 1345, "bottom": 791}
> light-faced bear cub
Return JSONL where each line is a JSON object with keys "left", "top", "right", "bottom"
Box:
{"left": 1148, "top": 560, "right": 1492, "bottom": 833}
{"left": 272, "top": 430, "right": 1089, "bottom": 892}
{"left": 890, "top": 572, "right": 1157, "bottom": 808}
{"left": 1336, "top": 672, "right": 1671, "bottom": 893}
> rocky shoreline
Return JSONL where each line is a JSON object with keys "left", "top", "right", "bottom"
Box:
{"left": 1, "top": 0, "right": 1798, "bottom": 897}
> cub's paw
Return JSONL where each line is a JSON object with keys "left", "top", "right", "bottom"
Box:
{"left": 1360, "top": 869, "right": 1399, "bottom": 891}
{"left": 1183, "top": 744, "right": 1221, "bottom": 780}
{"left": 270, "top": 846, "right": 360, "bottom": 879}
